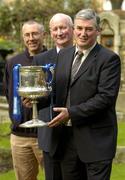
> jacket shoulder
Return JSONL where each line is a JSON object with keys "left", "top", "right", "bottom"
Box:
{"left": 59, "top": 46, "right": 74, "bottom": 55}
{"left": 98, "top": 44, "right": 120, "bottom": 58}
{"left": 34, "top": 48, "right": 57, "bottom": 65}
{"left": 6, "top": 52, "right": 25, "bottom": 66}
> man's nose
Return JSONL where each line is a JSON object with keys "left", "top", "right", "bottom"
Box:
{"left": 29, "top": 34, "right": 34, "bottom": 39}
{"left": 81, "top": 28, "right": 87, "bottom": 35}
{"left": 57, "top": 28, "right": 63, "bottom": 35}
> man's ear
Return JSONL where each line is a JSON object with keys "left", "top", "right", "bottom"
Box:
{"left": 97, "top": 27, "right": 102, "bottom": 36}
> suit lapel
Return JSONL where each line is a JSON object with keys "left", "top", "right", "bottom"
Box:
{"left": 57, "top": 46, "right": 75, "bottom": 79}
{"left": 63, "top": 47, "right": 75, "bottom": 80}
{"left": 71, "top": 44, "right": 101, "bottom": 86}
{"left": 56, "top": 46, "right": 75, "bottom": 105}
{"left": 48, "top": 48, "right": 57, "bottom": 63}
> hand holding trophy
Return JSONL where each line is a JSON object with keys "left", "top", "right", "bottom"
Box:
{"left": 12, "top": 64, "right": 55, "bottom": 128}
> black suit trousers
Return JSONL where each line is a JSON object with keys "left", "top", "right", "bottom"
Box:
{"left": 43, "top": 151, "right": 63, "bottom": 180}
{"left": 60, "top": 127, "right": 112, "bottom": 180}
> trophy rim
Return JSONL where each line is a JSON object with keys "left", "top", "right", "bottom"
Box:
{"left": 19, "top": 66, "right": 43, "bottom": 72}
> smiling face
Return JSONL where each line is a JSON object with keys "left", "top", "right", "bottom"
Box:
{"left": 22, "top": 23, "right": 45, "bottom": 55}
{"left": 49, "top": 15, "right": 73, "bottom": 48}
{"left": 74, "top": 18, "right": 101, "bottom": 51}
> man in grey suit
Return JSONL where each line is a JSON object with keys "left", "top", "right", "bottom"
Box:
{"left": 34, "top": 13, "right": 73, "bottom": 180}
{"left": 47, "top": 9, "right": 121, "bottom": 180}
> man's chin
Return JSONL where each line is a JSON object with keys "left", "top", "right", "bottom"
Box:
{"left": 57, "top": 41, "right": 69, "bottom": 47}
{"left": 78, "top": 42, "right": 88, "bottom": 47}
{"left": 29, "top": 47, "right": 38, "bottom": 51}
{"left": 28, "top": 47, "right": 39, "bottom": 55}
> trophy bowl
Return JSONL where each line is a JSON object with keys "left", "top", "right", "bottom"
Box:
{"left": 17, "top": 65, "right": 54, "bottom": 128}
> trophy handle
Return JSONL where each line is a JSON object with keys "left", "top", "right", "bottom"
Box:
{"left": 42, "top": 63, "right": 55, "bottom": 87}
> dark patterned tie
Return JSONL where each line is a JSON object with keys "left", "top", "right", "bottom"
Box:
{"left": 71, "top": 51, "right": 83, "bottom": 82}
{"left": 66, "top": 51, "right": 83, "bottom": 126}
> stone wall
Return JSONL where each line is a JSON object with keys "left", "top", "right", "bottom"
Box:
{"left": 0, "top": 96, "right": 9, "bottom": 123}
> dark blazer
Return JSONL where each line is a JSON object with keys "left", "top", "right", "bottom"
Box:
{"left": 34, "top": 48, "right": 59, "bottom": 152}
{"left": 52, "top": 43, "right": 121, "bottom": 162}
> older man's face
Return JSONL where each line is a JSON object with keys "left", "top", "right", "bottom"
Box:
{"left": 50, "top": 18, "right": 73, "bottom": 48}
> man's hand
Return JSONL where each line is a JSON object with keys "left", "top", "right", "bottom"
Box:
{"left": 22, "top": 98, "right": 32, "bottom": 108}
{"left": 48, "top": 107, "right": 69, "bottom": 127}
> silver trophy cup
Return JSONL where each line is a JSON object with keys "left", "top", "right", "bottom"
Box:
{"left": 18, "top": 65, "right": 54, "bottom": 128}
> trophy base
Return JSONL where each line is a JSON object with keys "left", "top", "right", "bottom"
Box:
{"left": 19, "top": 120, "right": 48, "bottom": 128}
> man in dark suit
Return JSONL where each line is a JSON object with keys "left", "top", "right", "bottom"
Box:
{"left": 47, "top": 9, "right": 121, "bottom": 180}
{"left": 34, "top": 13, "right": 73, "bottom": 180}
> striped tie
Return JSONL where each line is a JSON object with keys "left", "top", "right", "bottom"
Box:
{"left": 71, "top": 51, "right": 83, "bottom": 81}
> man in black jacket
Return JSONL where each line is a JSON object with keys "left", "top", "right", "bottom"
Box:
{"left": 3, "top": 20, "right": 47, "bottom": 180}
{"left": 34, "top": 13, "right": 73, "bottom": 180}
{"left": 47, "top": 9, "right": 121, "bottom": 180}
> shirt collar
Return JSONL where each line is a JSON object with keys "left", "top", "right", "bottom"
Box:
{"left": 25, "top": 45, "right": 47, "bottom": 59}
{"left": 75, "top": 42, "right": 97, "bottom": 56}
{"left": 56, "top": 47, "right": 60, "bottom": 54}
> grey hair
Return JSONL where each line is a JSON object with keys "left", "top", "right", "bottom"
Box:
{"left": 22, "top": 20, "right": 45, "bottom": 32}
{"left": 49, "top": 13, "right": 73, "bottom": 28}
{"left": 74, "top": 9, "right": 100, "bottom": 30}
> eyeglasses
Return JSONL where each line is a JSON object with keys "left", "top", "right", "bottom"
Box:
{"left": 23, "top": 32, "right": 41, "bottom": 39}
